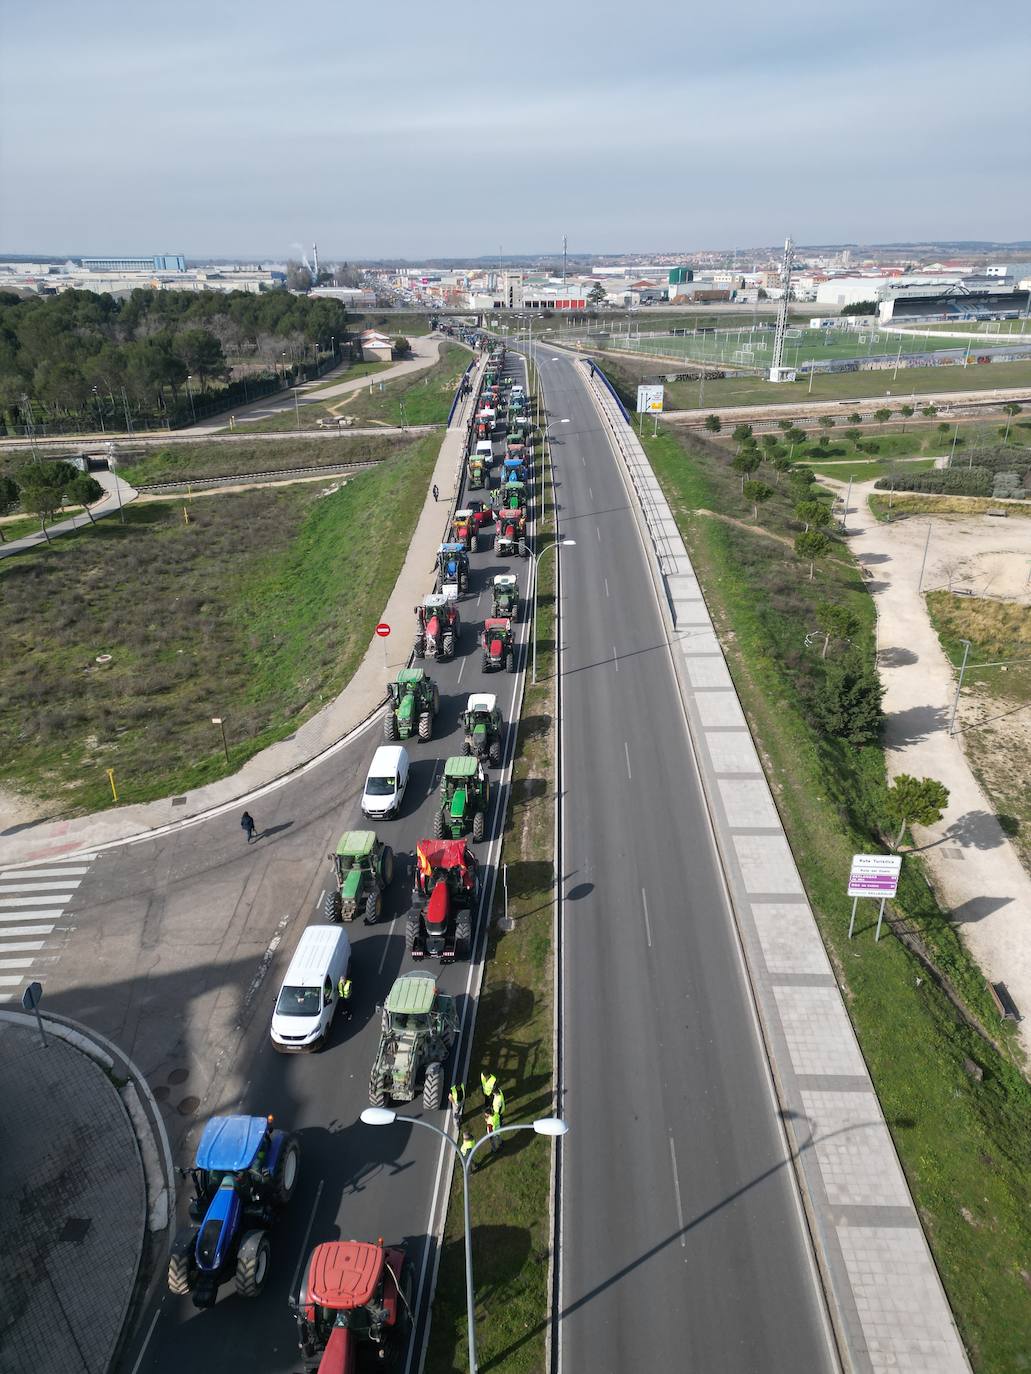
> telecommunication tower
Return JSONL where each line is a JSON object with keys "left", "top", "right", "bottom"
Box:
{"left": 768, "top": 236, "right": 794, "bottom": 382}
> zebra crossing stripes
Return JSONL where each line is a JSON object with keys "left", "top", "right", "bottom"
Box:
{"left": 0, "top": 854, "right": 95, "bottom": 1003}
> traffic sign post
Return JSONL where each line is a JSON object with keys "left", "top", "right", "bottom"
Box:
{"left": 21, "top": 981, "right": 47, "bottom": 1049}
{"left": 846, "top": 854, "right": 902, "bottom": 941}
{"left": 375, "top": 622, "right": 391, "bottom": 671}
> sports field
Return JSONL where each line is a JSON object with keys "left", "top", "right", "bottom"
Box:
{"left": 575, "top": 323, "right": 1031, "bottom": 372}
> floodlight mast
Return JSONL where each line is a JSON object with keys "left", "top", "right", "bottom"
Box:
{"left": 769, "top": 235, "right": 794, "bottom": 381}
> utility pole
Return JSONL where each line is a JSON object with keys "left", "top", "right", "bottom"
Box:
{"left": 562, "top": 234, "right": 567, "bottom": 292}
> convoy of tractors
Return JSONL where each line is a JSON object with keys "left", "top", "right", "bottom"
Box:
{"left": 167, "top": 341, "right": 536, "bottom": 1368}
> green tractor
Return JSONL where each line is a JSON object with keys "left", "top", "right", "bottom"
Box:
{"left": 384, "top": 668, "right": 440, "bottom": 742}
{"left": 368, "top": 972, "right": 459, "bottom": 1110}
{"left": 462, "top": 693, "right": 503, "bottom": 767}
{"left": 432, "top": 756, "right": 491, "bottom": 843}
{"left": 324, "top": 830, "right": 395, "bottom": 923}
{"left": 491, "top": 574, "right": 520, "bottom": 621}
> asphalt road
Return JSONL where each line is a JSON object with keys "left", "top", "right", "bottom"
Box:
{"left": 43, "top": 354, "right": 532, "bottom": 1373}
{"left": 543, "top": 351, "right": 836, "bottom": 1372}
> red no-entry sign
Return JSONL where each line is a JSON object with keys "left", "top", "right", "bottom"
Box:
{"left": 375, "top": 623, "right": 391, "bottom": 638}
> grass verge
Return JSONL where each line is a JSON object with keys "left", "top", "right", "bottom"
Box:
{"left": 344, "top": 344, "right": 469, "bottom": 426}
{"left": 426, "top": 366, "right": 556, "bottom": 1374}
{"left": 869, "top": 493, "right": 1031, "bottom": 520}
{"left": 113, "top": 435, "right": 407, "bottom": 486}
{"left": 0, "top": 507, "right": 86, "bottom": 541}
{"left": 0, "top": 433, "right": 439, "bottom": 813}
{"left": 645, "top": 422, "right": 1031, "bottom": 1373}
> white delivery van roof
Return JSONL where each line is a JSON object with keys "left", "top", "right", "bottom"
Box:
{"left": 370, "top": 744, "right": 405, "bottom": 775}
{"left": 283, "top": 924, "right": 349, "bottom": 989}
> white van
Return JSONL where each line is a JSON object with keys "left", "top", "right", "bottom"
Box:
{"left": 361, "top": 744, "right": 410, "bottom": 820}
{"left": 474, "top": 440, "right": 494, "bottom": 461}
{"left": 270, "top": 924, "right": 351, "bottom": 1053}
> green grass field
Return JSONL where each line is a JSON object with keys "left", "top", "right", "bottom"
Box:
{"left": 0, "top": 506, "right": 87, "bottom": 542}
{"left": 112, "top": 435, "right": 407, "bottom": 486}
{"left": 646, "top": 422, "right": 1031, "bottom": 1372}
{"left": 0, "top": 433, "right": 440, "bottom": 813}
{"left": 343, "top": 342, "right": 469, "bottom": 426}
{"left": 807, "top": 457, "right": 939, "bottom": 482}
{"left": 303, "top": 359, "right": 392, "bottom": 391}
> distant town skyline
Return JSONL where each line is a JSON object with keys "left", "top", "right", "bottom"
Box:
{"left": 3, "top": 0, "right": 1029, "bottom": 259}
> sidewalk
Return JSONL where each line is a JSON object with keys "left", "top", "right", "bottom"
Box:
{"left": 0, "top": 470, "right": 138, "bottom": 561}
{"left": 182, "top": 334, "right": 448, "bottom": 435}
{"left": 584, "top": 364, "right": 970, "bottom": 1374}
{"left": 829, "top": 478, "right": 1031, "bottom": 1060}
{"left": 0, "top": 360, "right": 484, "bottom": 866}
{"left": 0, "top": 1011, "right": 170, "bottom": 1374}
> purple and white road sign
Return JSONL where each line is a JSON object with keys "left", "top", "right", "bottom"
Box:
{"left": 847, "top": 854, "right": 902, "bottom": 898}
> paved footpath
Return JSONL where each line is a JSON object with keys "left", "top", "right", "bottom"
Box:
{"left": 0, "top": 356, "right": 484, "bottom": 866}
{"left": 0, "top": 1014, "right": 158, "bottom": 1374}
{"left": 828, "top": 479, "right": 1031, "bottom": 1062}
{"left": 585, "top": 364, "right": 970, "bottom": 1374}
{"left": 0, "top": 469, "right": 138, "bottom": 561}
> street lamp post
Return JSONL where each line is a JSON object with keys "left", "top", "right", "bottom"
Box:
{"left": 518, "top": 538, "right": 576, "bottom": 683}
{"left": 360, "top": 1109, "right": 567, "bottom": 1373}
{"left": 106, "top": 443, "right": 125, "bottom": 524}
{"left": 186, "top": 374, "right": 196, "bottom": 424}
{"left": 948, "top": 639, "right": 972, "bottom": 736}
{"left": 211, "top": 716, "right": 230, "bottom": 764}
{"left": 92, "top": 386, "right": 106, "bottom": 434}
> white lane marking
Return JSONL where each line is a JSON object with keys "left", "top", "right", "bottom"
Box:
{"left": 290, "top": 1178, "right": 325, "bottom": 1300}
{"left": 128, "top": 1307, "right": 162, "bottom": 1374}
{"left": 0, "top": 855, "right": 97, "bottom": 872}
{"left": 0, "top": 924, "right": 56, "bottom": 936}
{"left": 317, "top": 889, "right": 326, "bottom": 908}
{"left": 581, "top": 454, "right": 585, "bottom": 466}
{"left": 457, "top": 657, "right": 466, "bottom": 684}
{"left": 0, "top": 867, "right": 90, "bottom": 879}
{"left": 0, "top": 909, "right": 64, "bottom": 921}
{"left": 595, "top": 526, "right": 600, "bottom": 542}
{"left": 669, "top": 1136, "right": 687, "bottom": 1248}
{"left": 0, "top": 975, "right": 28, "bottom": 985}
{"left": 604, "top": 578, "right": 610, "bottom": 598}
{"left": 0, "top": 880, "right": 81, "bottom": 893}
{"left": 641, "top": 888, "right": 653, "bottom": 948}
{"left": 240, "top": 914, "right": 291, "bottom": 1021}
{"left": 588, "top": 486, "right": 593, "bottom": 499}
{"left": 0, "top": 940, "right": 47, "bottom": 952}
{"left": 377, "top": 929, "right": 394, "bottom": 975}
{"left": 0, "top": 958, "right": 34, "bottom": 969}
{"left": 612, "top": 645, "right": 619, "bottom": 673}
{"left": 0, "top": 895, "right": 75, "bottom": 907}
{"left": 624, "top": 741, "right": 632, "bottom": 779}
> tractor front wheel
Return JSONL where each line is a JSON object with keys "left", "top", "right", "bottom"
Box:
{"left": 235, "top": 1230, "right": 272, "bottom": 1299}
{"left": 432, "top": 684, "right": 440, "bottom": 714}
{"left": 423, "top": 1063, "right": 444, "bottom": 1111}
{"left": 488, "top": 740, "right": 501, "bottom": 767}
{"left": 274, "top": 1136, "right": 300, "bottom": 1204}
{"left": 381, "top": 845, "right": 395, "bottom": 888}
{"left": 442, "top": 632, "right": 454, "bottom": 660}
{"left": 413, "top": 637, "right": 425, "bottom": 659}
{"left": 432, "top": 809, "right": 445, "bottom": 840}
{"left": 365, "top": 890, "right": 382, "bottom": 924}
{"left": 168, "top": 1229, "right": 198, "bottom": 1296}
{"left": 472, "top": 810, "right": 486, "bottom": 843}
{"left": 405, "top": 912, "right": 420, "bottom": 952}
{"left": 324, "top": 890, "right": 343, "bottom": 922}
{"left": 418, "top": 711, "right": 432, "bottom": 742}
{"left": 460, "top": 574, "right": 469, "bottom": 593}
{"left": 384, "top": 712, "right": 399, "bottom": 742}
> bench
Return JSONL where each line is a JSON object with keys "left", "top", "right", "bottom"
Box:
{"left": 987, "top": 980, "right": 1020, "bottom": 1021}
{"left": 986, "top": 508, "right": 1008, "bottom": 518}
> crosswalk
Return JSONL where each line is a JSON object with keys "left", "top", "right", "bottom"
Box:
{"left": 0, "top": 854, "right": 97, "bottom": 1003}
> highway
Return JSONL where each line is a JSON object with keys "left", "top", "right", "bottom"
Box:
{"left": 542, "top": 351, "right": 836, "bottom": 1372}
{"left": 43, "top": 351, "right": 532, "bottom": 1373}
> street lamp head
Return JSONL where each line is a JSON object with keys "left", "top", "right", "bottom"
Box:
{"left": 361, "top": 1107, "right": 397, "bottom": 1127}
{"left": 532, "top": 1117, "right": 569, "bottom": 1137}
{"left": 560, "top": 539, "right": 576, "bottom": 547}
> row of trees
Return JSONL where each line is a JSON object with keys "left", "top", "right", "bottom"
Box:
{"left": 0, "top": 288, "right": 351, "bottom": 432}
{"left": 0, "top": 461, "right": 104, "bottom": 541}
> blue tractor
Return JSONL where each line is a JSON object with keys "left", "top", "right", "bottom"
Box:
{"left": 167, "top": 1114, "right": 299, "bottom": 1308}
{"left": 435, "top": 542, "right": 470, "bottom": 594}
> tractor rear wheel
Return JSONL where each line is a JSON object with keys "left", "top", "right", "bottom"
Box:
{"left": 384, "top": 712, "right": 399, "bottom": 742}
{"left": 381, "top": 846, "right": 395, "bottom": 887}
{"left": 414, "top": 636, "right": 425, "bottom": 659}
{"left": 481, "top": 653, "right": 490, "bottom": 672}
{"left": 472, "top": 810, "right": 486, "bottom": 843}
{"left": 432, "top": 809, "right": 445, "bottom": 839}
{"left": 460, "top": 574, "right": 469, "bottom": 593}
{"left": 442, "top": 632, "right": 454, "bottom": 659}
{"left": 423, "top": 1063, "right": 444, "bottom": 1111}
{"left": 168, "top": 1229, "right": 198, "bottom": 1296}
{"left": 235, "top": 1230, "right": 271, "bottom": 1299}
{"left": 432, "top": 684, "right": 440, "bottom": 714}
{"left": 455, "top": 915, "right": 472, "bottom": 959}
{"left": 488, "top": 740, "right": 501, "bottom": 767}
{"left": 505, "top": 650, "right": 515, "bottom": 673}
{"left": 365, "top": 890, "right": 382, "bottom": 923}
{"left": 369, "top": 1082, "right": 387, "bottom": 1107}
{"left": 418, "top": 711, "right": 432, "bottom": 742}
{"left": 323, "top": 890, "right": 343, "bottom": 922}
{"left": 274, "top": 1136, "right": 300, "bottom": 1204}
{"left": 405, "top": 913, "right": 420, "bottom": 952}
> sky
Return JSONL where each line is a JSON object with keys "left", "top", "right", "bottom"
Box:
{"left": 2, "top": 0, "right": 1029, "bottom": 261}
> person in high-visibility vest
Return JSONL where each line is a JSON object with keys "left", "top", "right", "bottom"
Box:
{"left": 491, "top": 1087, "right": 506, "bottom": 1118}
{"left": 485, "top": 1106, "right": 502, "bottom": 1152}
{"left": 449, "top": 1082, "right": 465, "bottom": 1126}
{"left": 480, "top": 1070, "right": 497, "bottom": 1104}
{"left": 460, "top": 1131, "right": 475, "bottom": 1164}
{"left": 338, "top": 975, "right": 353, "bottom": 1021}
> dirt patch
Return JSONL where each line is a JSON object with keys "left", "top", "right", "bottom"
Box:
{"left": 0, "top": 786, "right": 53, "bottom": 836}
{"left": 957, "top": 690, "right": 1031, "bottom": 876}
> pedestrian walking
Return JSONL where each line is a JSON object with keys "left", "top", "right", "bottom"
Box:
{"left": 485, "top": 1106, "right": 502, "bottom": 1152}
{"left": 449, "top": 1082, "right": 465, "bottom": 1127}
{"left": 338, "top": 974, "right": 353, "bottom": 1022}
{"left": 432, "top": 484, "right": 439, "bottom": 502}
{"left": 241, "top": 811, "right": 256, "bottom": 843}
{"left": 480, "top": 1069, "right": 497, "bottom": 1104}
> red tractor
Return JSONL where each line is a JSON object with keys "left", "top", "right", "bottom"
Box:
{"left": 414, "top": 594, "right": 460, "bottom": 661}
{"left": 407, "top": 839, "right": 480, "bottom": 962}
{"left": 480, "top": 617, "right": 515, "bottom": 672}
{"left": 292, "top": 1239, "right": 411, "bottom": 1372}
{"left": 495, "top": 509, "right": 526, "bottom": 558}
